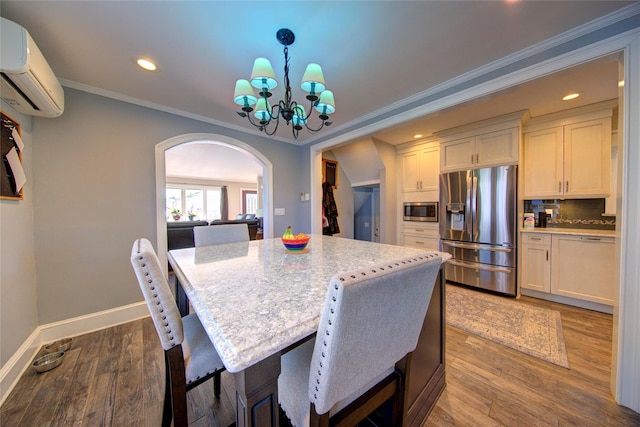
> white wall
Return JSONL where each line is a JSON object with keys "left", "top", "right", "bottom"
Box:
{"left": 373, "top": 138, "right": 398, "bottom": 245}
{"left": 0, "top": 103, "right": 38, "bottom": 368}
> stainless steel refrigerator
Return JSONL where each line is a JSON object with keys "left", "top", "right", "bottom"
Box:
{"left": 439, "top": 165, "right": 517, "bottom": 296}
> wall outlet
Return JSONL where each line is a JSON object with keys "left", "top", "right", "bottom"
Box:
{"left": 275, "top": 208, "right": 285, "bottom": 216}
{"left": 304, "top": 193, "right": 310, "bottom": 201}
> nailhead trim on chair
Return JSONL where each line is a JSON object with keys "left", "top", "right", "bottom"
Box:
{"left": 135, "top": 252, "right": 179, "bottom": 348}
{"left": 310, "top": 253, "right": 439, "bottom": 402}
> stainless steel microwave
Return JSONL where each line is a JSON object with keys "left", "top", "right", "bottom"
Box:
{"left": 403, "top": 202, "right": 438, "bottom": 222}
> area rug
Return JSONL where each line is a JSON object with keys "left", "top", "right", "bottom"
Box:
{"left": 446, "top": 284, "right": 570, "bottom": 368}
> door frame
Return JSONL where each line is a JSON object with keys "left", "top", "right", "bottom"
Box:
{"left": 155, "top": 133, "right": 273, "bottom": 270}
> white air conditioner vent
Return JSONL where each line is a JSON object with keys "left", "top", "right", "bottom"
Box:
{"left": 0, "top": 17, "right": 64, "bottom": 117}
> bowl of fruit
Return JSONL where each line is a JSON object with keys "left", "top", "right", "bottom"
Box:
{"left": 281, "top": 226, "right": 310, "bottom": 251}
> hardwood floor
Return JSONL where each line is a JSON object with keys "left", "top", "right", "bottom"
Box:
{"left": 2, "top": 295, "right": 639, "bottom": 426}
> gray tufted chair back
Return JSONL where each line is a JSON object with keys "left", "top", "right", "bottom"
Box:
{"left": 309, "top": 252, "right": 442, "bottom": 415}
{"left": 131, "top": 238, "right": 184, "bottom": 350}
{"left": 193, "top": 223, "right": 249, "bottom": 247}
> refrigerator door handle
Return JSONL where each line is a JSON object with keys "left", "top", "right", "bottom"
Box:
{"left": 445, "top": 241, "right": 513, "bottom": 252}
{"left": 465, "top": 172, "right": 473, "bottom": 238}
{"left": 447, "top": 259, "right": 513, "bottom": 274}
{"left": 471, "top": 174, "right": 478, "bottom": 239}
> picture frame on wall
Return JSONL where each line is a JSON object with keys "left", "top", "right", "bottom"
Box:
{"left": 1, "top": 111, "right": 25, "bottom": 200}
{"left": 323, "top": 159, "right": 338, "bottom": 189}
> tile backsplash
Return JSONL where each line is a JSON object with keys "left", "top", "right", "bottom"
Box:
{"left": 524, "top": 198, "right": 615, "bottom": 230}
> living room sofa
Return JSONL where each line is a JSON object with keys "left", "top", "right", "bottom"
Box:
{"left": 167, "top": 219, "right": 259, "bottom": 251}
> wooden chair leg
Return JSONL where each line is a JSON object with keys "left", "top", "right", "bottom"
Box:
{"left": 310, "top": 403, "right": 330, "bottom": 427}
{"left": 214, "top": 371, "right": 221, "bottom": 398}
{"left": 166, "top": 345, "right": 189, "bottom": 427}
{"left": 162, "top": 354, "right": 173, "bottom": 427}
{"left": 175, "top": 277, "right": 190, "bottom": 317}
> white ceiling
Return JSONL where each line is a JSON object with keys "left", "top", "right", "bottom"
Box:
{"left": 0, "top": 1, "right": 633, "bottom": 179}
{"left": 165, "top": 141, "right": 263, "bottom": 182}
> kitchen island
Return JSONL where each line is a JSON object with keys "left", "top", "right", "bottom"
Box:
{"left": 169, "top": 236, "right": 449, "bottom": 426}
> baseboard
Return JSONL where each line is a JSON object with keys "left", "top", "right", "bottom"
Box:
{"left": 520, "top": 288, "right": 614, "bottom": 314}
{"left": 0, "top": 301, "right": 149, "bottom": 406}
{"left": 0, "top": 328, "right": 42, "bottom": 407}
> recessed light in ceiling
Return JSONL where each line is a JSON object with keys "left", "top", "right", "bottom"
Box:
{"left": 562, "top": 92, "right": 580, "bottom": 101}
{"left": 137, "top": 58, "right": 157, "bottom": 71}
{"left": 413, "top": 134, "right": 423, "bottom": 139}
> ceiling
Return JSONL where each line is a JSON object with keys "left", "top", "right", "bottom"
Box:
{"left": 0, "top": 1, "right": 633, "bottom": 180}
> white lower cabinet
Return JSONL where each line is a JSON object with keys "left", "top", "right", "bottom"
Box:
{"left": 520, "top": 232, "right": 614, "bottom": 307}
{"left": 520, "top": 234, "right": 551, "bottom": 293}
{"left": 550, "top": 234, "right": 614, "bottom": 305}
{"left": 402, "top": 224, "right": 440, "bottom": 251}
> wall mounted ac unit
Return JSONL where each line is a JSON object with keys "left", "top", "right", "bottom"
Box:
{"left": 0, "top": 17, "right": 64, "bottom": 117}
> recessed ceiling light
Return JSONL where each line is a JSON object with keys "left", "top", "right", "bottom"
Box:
{"left": 562, "top": 92, "right": 580, "bottom": 101}
{"left": 413, "top": 134, "right": 423, "bottom": 139}
{"left": 137, "top": 58, "right": 157, "bottom": 71}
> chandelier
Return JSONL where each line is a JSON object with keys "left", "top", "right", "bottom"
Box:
{"left": 233, "top": 28, "right": 335, "bottom": 139}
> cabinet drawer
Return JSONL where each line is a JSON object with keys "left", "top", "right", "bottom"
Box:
{"left": 521, "top": 233, "right": 551, "bottom": 245}
{"left": 403, "top": 224, "right": 439, "bottom": 236}
{"left": 403, "top": 235, "right": 440, "bottom": 251}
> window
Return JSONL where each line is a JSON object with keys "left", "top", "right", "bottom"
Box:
{"left": 166, "top": 185, "right": 221, "bottom": 221}
{"left": 242, "top": 190, "right": 257, "bottom": 214}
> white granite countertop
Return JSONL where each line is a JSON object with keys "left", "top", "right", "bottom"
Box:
{"left": 168, "top": 235, "right": 448, "bottom": 373}
{"left": 520, "top": 228, "right": 615, "bottom": 238}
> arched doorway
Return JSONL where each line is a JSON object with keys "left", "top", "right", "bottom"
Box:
{"left": 154, "top": 133, "right": 273, "bottom": 269}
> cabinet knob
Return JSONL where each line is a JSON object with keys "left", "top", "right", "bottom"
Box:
{"left": 558, "top": 181, "right": 562, "bottom": 192}
{"left": 476, "top": 153, "right": 479, "bottom": 163}
{"left": 471, "top": 154, "right": 474, "bottom": 164}
{"left": 566, "top": 181, "right": 569, "bottom": 192}
{"left": 546, "top": 250, "right": 549, "bottom": 261}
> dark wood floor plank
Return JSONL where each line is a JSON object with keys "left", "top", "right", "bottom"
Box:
{"left": 141, "top": 316, "right": 165, "bottom": 427}
{"left": 49, "top": 356, "right": 98, "bottom": 427}
{"left": 16, "top": 348, "right": 81, "bottom": 427}
{"left": 83, "top": 371, "right": 118, "bottom": 426}
{"left": 113, "top": 323, "right": 145, "bottom": 426}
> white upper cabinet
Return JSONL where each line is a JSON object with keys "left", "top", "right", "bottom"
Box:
{"left": 397, "top": 139, "right": 439, "bottom": 193}
{"left": 523, "top": 103, "right": 613, "bottom": 199}
{"left": 436, "top": 111, "right": 526, "bottom": 173}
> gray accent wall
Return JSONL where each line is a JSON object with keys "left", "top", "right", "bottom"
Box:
{"left": 27, "top": 88, "right": 308, "bottom": 326}
{"left": 0, "top": 102, "right": 38, "bottom": 367}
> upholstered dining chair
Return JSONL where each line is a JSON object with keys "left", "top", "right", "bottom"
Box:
{"left": 278, "top": 252, "right": 442, "bottom": 427}
{"left": 193, "top": 223, "right": 250, "bottom": 247}
{"left": 130, "top": 238, "right": 225, "bottom": 427}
